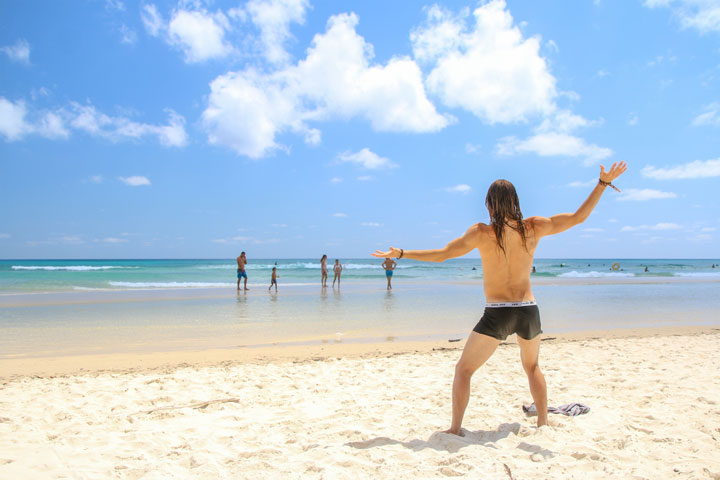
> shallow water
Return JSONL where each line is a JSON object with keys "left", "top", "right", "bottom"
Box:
{"left": 1, "top": 277, "right": 718, "bottom": 359}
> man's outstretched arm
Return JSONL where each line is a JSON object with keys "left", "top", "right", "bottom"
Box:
{"left": 372, "top": 225, "right": 479, "bottom": 262}
{"left": 532, "top": 162, "right": 628, "bottom": 237}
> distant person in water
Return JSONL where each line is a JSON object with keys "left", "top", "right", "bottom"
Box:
{"left": 373, "top": 162, "right": 627, "bottom": 430}
{"left": 268, "top": 267, "right": 279, "bottom": 292}
{"left": 332, "top": 259, "right": 343, "bottom": 287}
{"left": 532, "top": 266, "right": 536, "bottom": 273}
{"left": 321, "top": 255, "right": 328, "bottom": 288}
{"left": 382, "top": 258, "right": 397, "bottom": 290}
{"left": 237, "top": 252, "right": 248, "bottom": 291}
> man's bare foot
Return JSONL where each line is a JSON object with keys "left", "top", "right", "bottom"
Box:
{"left": 244, "top": 288, "right": 249, "bottom": 291}
{"left": 441, "top": 428, "right": 463, "bottom": 436}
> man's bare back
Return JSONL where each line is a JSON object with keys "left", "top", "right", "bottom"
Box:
{"left": 471, "top": 221, "right": 538, "bottom": 302}
{"left": 372, "top": 162, "right": 628, "bottom": 432}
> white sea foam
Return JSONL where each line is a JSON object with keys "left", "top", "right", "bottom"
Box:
{"left": 559, "top": 271, "right": 635, "bottom": 278}
{"left": 12, "top": 266, "right": 133, "bottom": 271}
{"left": 673, "top": 272, "right": 720, "bottom": 277}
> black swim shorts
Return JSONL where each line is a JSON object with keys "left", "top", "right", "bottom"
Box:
{"left": 473, "top": 301, "right": 542, "bottom": 341}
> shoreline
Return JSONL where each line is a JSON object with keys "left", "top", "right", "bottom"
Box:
{"left": 2, "top": 324, "right": 717, "bottom": 379}
{"left": 2, "top": 274, "right": 719, "bottom": 306}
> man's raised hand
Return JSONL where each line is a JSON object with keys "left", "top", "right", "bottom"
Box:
{"left": 600, "top": 161, "right": 628, "bottom": 183}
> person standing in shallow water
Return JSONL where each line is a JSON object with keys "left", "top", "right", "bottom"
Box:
{"left": 236, "top": 252, "right": 248, "bottom": 291}
{"left": 332, "top": 259, "right": 343, "bottom": 288}
{"left": 373, "top": 162, "right": 627, "bottom": 430}
{"left": 382, "top": 257, "right": 397, "bottom": 290}
{"left": 320, "top": 255, "right": 328, "bottom": 288}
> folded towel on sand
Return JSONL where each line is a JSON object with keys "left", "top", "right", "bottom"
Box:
{"left": 522, "top": 402, "right": 590, "bottom": 416}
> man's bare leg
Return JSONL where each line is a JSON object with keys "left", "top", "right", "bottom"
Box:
{"left": 244, "top": 277, "right": 249, "bottom": 291}
{"left": 517, "top": 335, "right": 548, "bottom": 427}
{"left": 444, "top": 332, "right": 500, "bottom": 435}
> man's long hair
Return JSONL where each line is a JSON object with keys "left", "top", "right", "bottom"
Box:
{"left": 485, "top": 179, "right": 528, "bottom": 253}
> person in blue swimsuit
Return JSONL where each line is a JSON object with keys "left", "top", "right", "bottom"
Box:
{"left": 382, "top": 258, "right": 396, "bottom": 290}
{"left": 236, "top": 252, "right": 248, "bottom": 291}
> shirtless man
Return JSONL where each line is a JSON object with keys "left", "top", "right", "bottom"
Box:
{"left": 382, "top": 258, "right": 397, "bottom": 290}
{"left": 236, "top": 252, "right": 248, "bottom": 291}
{"left": 373, "top": 162, "right": 627, "bottom": 430}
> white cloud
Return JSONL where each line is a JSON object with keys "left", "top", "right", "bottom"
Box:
{"left": 357, "top": 175, "right": 372, "bottom": 181}
{"left": 692, "top": 102, "right": 720, "bottom": 126}
{"left": 330, "top": 177, "right": 343, "bottom": 183}
{"left": 621, "top": 222, "right": 682, "bottom": 231}
{"left": 141, "top": 4, "right": 165, "bottom": 37}
{"left": 617, "top": 188, "right": 678, "bottom": 201}
{"left": 701, "top": 227, "right": 717, "bottom": 232}
{"left": 271, "top": 223, "right": 287, "bottom": 227}
{"left": 201, "top": 12, "right": 452, "bottom": 157}
{"left": 641, "top": 158, "right": 720, "bottom": 179}
{"left": 1, "top": 39, "right": 30, "bottom": 64}
{"left": 0, "top": 96, "right": 186, "bottom": 146}
{"left": 337, "top": 148, "right": 396, "bottom": 170}
{"left": 465, "top": 143, "right": 481, "bottom": 154}
{"left": 411, "top": 1, "right": 556, "bottom": 124}
{"left": 643, "top": 0, "right": 720, "bottom": 33}
{"left": 27, "top": 235, "right": 85, "bottom": 246}
{"left": 119, "top": 25, "right": 138, "bottom": 45}
{"left": 105, "top": 0, "right": 125, "bottom": 11}
{"left": 596, "top": 69, "right": 610, "bottom": 78}
{"left": 332, "top": 213, "right": 348, "bottom": 217}
{"left": 581, "top": 227, "right": 604, "bottom": 232}
{"left": 69, "top": 103, "right": 187, "bottom": 147}
{"left": 168, "top": 9, "right": 233, "bottom": 62}
{"left": 627, "top": 113, "right": 639, "bottom": 126}
{"left": 37, "top": 112, "right": 70, "bottom": 139}
{"left": 88, "top": 175, "right": 104, "bottom": 184}
{"left": 361, "top": 222, "right": 383, "bottom": 227}
{"left": 690, "top": 233, "right": 712, "bottom": 241}
{"left": 567, "top": 178, "right": 597, "bottom": 188}
{"left": 0, "top": 233, "right": 10, "bottom": 239}
{"left": 244, "top": 0, "right": 309, "bottom": 65}
{"left": 497, "top": 110, "right": 613, "bottom": 165}
{"left": 0, "top": 97, "right": 31, "bottom": 141}
{"left": 102, "top": 237, "right": 128, "bottom": 243}
{"left": 118, "top": 176, "right": 151, "bottom": 186}
{"left": 444, "top": 184, "right": 472, "bottom": 194}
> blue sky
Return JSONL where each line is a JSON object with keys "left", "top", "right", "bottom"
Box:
{"left": 1, "top": 0, "right": 719, "bottom": 259}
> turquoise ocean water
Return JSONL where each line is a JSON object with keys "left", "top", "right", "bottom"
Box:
{"left": 1, "top": 258, "right": 719, "bottom": 359}
{"left": 1, "top": 258, "right": 719, "bottom": 292}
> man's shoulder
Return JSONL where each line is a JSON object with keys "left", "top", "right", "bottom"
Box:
{"left": 468, "top": 222, "right": 494, "bottom": 237}
{"left": 524, "top": 216, "right": 551, "bottom": 229}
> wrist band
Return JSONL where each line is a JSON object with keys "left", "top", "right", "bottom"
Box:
{"left": 599, "top": 179, "right": 621, "bottom": 192}
{"left": 399, "top": 248, "right": 404, "bottom": 259}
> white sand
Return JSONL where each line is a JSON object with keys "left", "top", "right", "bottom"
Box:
{"left": 1, "top": 331, "right": 719, "bottom": 479}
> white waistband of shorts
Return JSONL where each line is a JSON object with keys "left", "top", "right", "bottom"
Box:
{"left": 485, "top": 300, "right": 537, "bottom": 308}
